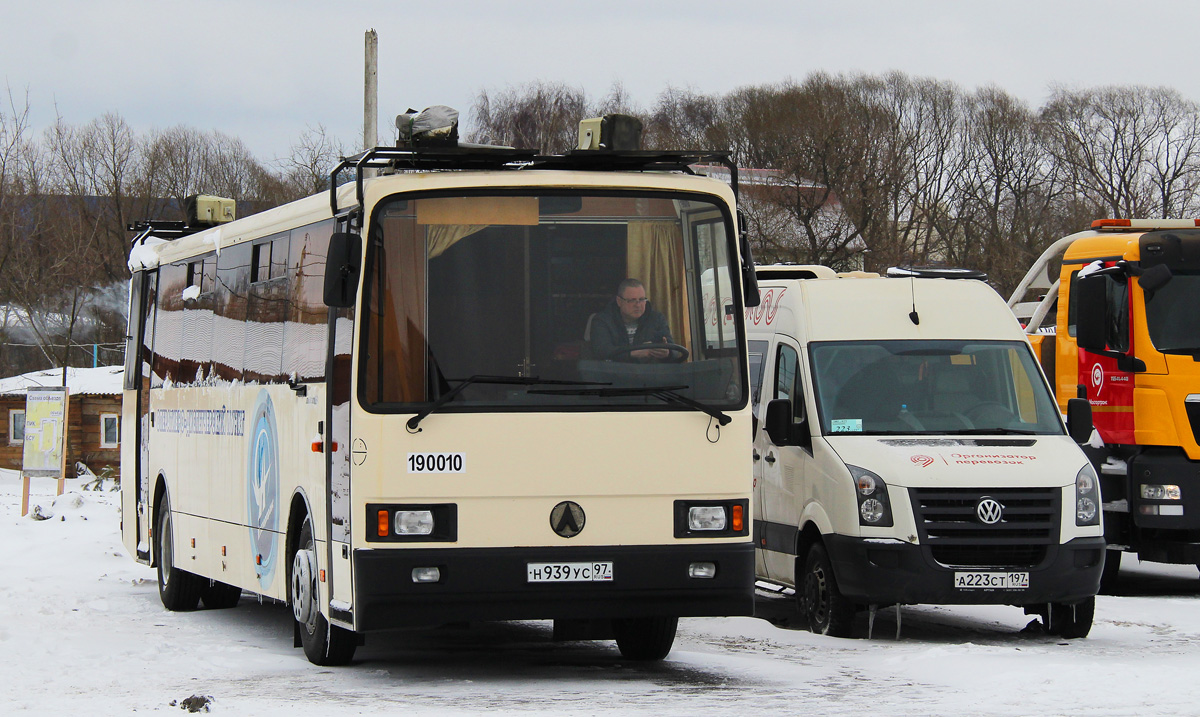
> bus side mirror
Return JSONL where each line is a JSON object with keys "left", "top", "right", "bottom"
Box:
{"left": 1066, "top": 397, "right": 1093, "bottom": 444}
{"left": 738, "top": 209, "right": 761, "bottom": 308}
{"left": 1073, "top": 274, "right": 1108, "bottom": 354}
{"left": 323, "top": 232, "right": 362, "bottom": 308}
{"left": 764, "top": 399, "right": 794, "bottom": 446}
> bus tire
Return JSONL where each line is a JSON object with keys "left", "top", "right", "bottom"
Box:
{"left": 1050, "top": 596, "right": 1094, "bottom": 639}
{"left": 1099, "top": 549, "right": 1121, "bottom": 594}
{"left": 292, "top": 520, "right": 356, "bottom": 665}
{"left": 613, "top": 616, "right": 678, "bottom": 660}
{"left": 200, "top": 580, "right": 242, "bottom": 609}
{"left": 800, "top": 543, "right": 855, "bottom": 637}
{"left": 155, "top": 494, "right": 202, "bottom": 611}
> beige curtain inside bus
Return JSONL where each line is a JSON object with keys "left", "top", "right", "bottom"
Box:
{"left": 626, "top": 221, "right": 691, "bottom": 351}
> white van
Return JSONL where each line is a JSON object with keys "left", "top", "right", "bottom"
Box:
{"left": 748, "top": 266, "right": 1104, "bottom": 637}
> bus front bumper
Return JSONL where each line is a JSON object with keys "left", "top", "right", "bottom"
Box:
{"left": 351, "top": 543, "right": 754, "bottom": 632}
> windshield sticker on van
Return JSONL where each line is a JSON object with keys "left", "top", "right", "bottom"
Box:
{"left": 830, "top": 419, "right": 862, "bottom": 433}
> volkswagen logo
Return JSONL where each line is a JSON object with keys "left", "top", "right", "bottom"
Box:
{"left": 976, "top": 497, "right": 1004, "bottom": 525}
{"left": 550, "top": 501, "right": 586, "bottom": 538}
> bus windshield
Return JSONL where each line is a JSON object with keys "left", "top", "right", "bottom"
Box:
{"left": 809, "top": 340, "right": 1064, "bottom": 436}
{"left": 360, "top": 190, "right": 746, "bottom": 413}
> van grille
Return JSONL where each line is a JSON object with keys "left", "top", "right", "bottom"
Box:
{"left": 909, "top": 488, "right": 1060, "bottom": 568}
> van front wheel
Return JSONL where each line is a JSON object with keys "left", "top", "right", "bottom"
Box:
{"left": 800, "top": 544, "right": 856, "bottom": 637}
{"left": 1050, "top": 597, "right": 1094, "bottom": 639}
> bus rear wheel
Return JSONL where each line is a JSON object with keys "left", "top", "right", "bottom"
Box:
{"left": 156, "top": 494, "right": 203, "bottom": 611}
{"left": 291, "top": 520, "right": 357, "bottom": 665}
{"left": 613, "top": 616, "right": 678, "bottom": 660}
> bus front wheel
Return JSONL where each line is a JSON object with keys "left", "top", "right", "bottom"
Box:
{"left": 291, "top": 520, "right": 357, "bottom": 665}
{"left": 613, "top": 616, "right": 678, "bottom": 660}
{"left": 155, "top": 494, "right": 203, "bottom": 611}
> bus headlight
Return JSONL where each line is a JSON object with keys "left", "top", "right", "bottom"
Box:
{"left": 848, "top": 465, "right": 892, "bottom": 527}
{"left": 1076, "top": 464, "right": 1101, "bottom": 527}
{"left": 688, "top": 506, "right": 728, "bottom": 531}
{"left": 396, "top": 510, "right": 434, "bottom": 535}
{"left": 674, "top": 500, "right": 749, "bottom": 538}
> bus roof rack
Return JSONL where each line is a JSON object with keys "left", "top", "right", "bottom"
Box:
{"left": 127, "top": 219, "right": 195, "bottom": 245}
{"left": 329, "top": 145, "right": 738, "bottom": 223}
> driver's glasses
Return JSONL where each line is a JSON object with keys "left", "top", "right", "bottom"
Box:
{"left": 620, "top": 297, "right": 649, "bottom": 304}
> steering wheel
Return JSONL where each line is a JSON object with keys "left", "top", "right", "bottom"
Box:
{"left": 607, "top": 343, "right": 690, "bottom": 363}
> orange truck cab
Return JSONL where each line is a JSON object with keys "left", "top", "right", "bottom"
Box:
{"left": 1011, "top": 219, "right": 1200, "bottom": 584}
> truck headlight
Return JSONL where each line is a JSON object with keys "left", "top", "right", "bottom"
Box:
{"left": 1140, "top": 484, "right": 1181, "bottom": 501}
{"left": 848, "top": 465, "right": 892, "bottom": 527}
{"left": 1076, "top": 464, "right": 1101, "bottom": 527}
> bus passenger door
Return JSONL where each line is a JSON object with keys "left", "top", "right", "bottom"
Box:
{"left": 124, "top": 270, "right": 157, "bottom": 562}
{"left": 325, "top": 303, "right": 356, "bottom": 629}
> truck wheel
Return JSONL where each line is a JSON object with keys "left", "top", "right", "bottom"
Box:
{"left": 1099, "top": 549, "right": 1121, "bottom": 594}
{"left": 200, "top": 580, "right": 242, "bottom": 609}
{"left": 613, "top": 616, "right": 678, "bottom": 660}
{"left": 155, "top": 494, "right": 202, "bottom": 611}
{"left": 1050, "top": 597, "right": 1095, "bottom": 639}
{"left": 292, "top": 520, "right": 357, "bottom": 665}
{"left": 800, "top": 544, "right": 856, "bottom": 637}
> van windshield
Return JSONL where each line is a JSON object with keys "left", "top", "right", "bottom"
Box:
{"left": 359, "top": 190, "right": 746, "bottom": 413}
{"left": 809, "top": 340, "right": 1064, "bottom": 436}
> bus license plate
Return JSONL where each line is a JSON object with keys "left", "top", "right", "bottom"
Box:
{"left": 527, "top": 562, "right": 613, "bottom": 583}
{"left": 953, "top": 571, "right": 1029, "bottom": 589}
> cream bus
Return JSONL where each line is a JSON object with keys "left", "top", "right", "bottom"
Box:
{"left": 120, "top": 114, "right": 759, "bottom": 665}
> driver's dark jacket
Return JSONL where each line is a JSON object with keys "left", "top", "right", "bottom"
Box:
{"left": 589, "top": 300, "right": 673, "bottom": 361}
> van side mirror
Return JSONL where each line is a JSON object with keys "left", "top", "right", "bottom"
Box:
{"left": 765, "top": 399, "right": 794, "bottom": 446}
{"left": 1073, "top": 274, "right": 1108, "bottom": 354}
{"left": 323, "top": 232, "right": 362, "bottom": 308}
{"left": 1066, "top": 397, "right": 1094, "bottom": 444}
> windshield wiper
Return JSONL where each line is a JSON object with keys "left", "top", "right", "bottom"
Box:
{"left": 407, "top": 375, "right": 607, "bottom": 431}
{"left": 529, "top": 384, "right": 731, "bottom": 426}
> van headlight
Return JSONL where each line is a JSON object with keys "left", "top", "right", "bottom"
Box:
{"left": 1076, "top": 464, "right": 1101, "bottom": 527}
{"left": 848, "top": 465, "right": 893, "bottom": 527}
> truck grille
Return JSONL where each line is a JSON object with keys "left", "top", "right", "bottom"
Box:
{"left": 909, "top": 488, "right": 1060, "bottom": 568}
{"left": 1185, "top": 398, "right": 1200, "bottom": 446}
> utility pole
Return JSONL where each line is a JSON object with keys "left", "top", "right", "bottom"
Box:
{"left": 364, "top": 29, "right": 379, "bottom": 178}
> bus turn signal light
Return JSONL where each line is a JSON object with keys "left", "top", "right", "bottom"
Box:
{"left": 378, "top": 510, "right": 389, "bottom": 537}
{"left": 731, "top": 504, "right": 744, "bottom": 532}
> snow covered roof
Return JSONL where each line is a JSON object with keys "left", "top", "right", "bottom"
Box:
{"left": 0, "top": 366, "right": 123, "bottom": 397}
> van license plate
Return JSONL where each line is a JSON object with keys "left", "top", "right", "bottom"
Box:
{"left": 527, "top": 562, "right": 613, "bottom": 583}
{"left": 954, "top": 571, "right": 1029, "bottom": 589}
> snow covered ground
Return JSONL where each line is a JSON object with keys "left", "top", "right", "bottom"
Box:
{"left": 5, "top": 469, "right": 1200, "bottom": 716}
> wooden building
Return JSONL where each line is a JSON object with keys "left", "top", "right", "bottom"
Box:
{"left": 0, "top": 366, "right": 123, "bottom": 479}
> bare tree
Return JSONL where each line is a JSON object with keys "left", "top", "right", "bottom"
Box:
{"left": 281, "top": 123, "right": 346, "bottom": 197}
{"left": 469, "top": 81, "right": 588, "bottom": 153}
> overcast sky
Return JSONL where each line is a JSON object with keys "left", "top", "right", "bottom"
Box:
{"left": 4, "top": 0, "right": 1200, "bottom": 164}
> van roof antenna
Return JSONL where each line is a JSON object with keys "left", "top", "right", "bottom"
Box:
{"left": 908, "top": 278, "right": 920, "bottom": 325}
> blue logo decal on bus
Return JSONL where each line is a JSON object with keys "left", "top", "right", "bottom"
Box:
{"left": 247, "top": 389, "right": 280, "bottom": 588}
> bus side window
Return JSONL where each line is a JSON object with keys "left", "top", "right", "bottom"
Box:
{"left": 153, "top": 262, "right": 187, "bottom": 388}
{"left": 245, "top": 233, "right": 290, "bottom": 383}
{"left": 283, "top": 220, "right": 335, "bottom": 383}
{"left": 214, "top": 242, "right": 251, "bottom": 381}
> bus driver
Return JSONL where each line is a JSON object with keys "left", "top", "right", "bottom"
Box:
{"left": 590, "top": 278, "right": 675, "bottom": 362}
